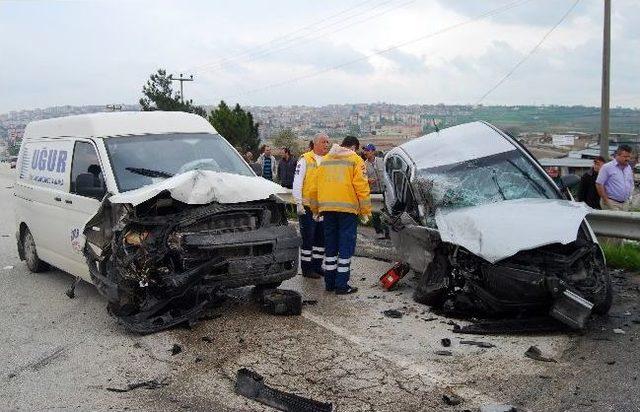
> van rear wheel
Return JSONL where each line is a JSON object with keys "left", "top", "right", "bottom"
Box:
{"left": 22, "top": 228, "right": 48, "bottom": 273}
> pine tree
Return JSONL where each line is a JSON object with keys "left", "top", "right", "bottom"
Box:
{"left": 139, "top": 69, "right": 205, "bottom": 117}
{"left": 208, "top": 101, "right": 260, "bottom": 153}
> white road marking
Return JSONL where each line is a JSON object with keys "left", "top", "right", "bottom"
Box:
{"left": 302, "top": 310, "right": 499, "bottom": 404}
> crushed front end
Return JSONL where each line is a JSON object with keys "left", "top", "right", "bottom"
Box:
{"left": 83, "top": 192, "right": 300, "bottom": 333}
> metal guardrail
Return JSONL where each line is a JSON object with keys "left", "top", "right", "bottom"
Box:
{"left": 281, "top": 191, "right": 640, "bottom": 241}
{"left": 586, "top": 210, "right": 640, "bottom": 241}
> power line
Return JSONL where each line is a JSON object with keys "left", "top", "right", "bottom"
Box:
{"left": 199, "top": 0, "right": 417, "bottom": 74}
{"left": 186, "top": 0, "right": 387, "bottom": 73}
{"left": 225, "top": 0, "right": 532, "bottom": 99}
{"left": 475, "top": 0, "right": 581, "bottom": 105}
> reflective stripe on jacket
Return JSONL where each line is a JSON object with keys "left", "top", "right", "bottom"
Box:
{"left": 301, "top": 151, "right": 318, "bottom": 207}
{"left": 313, "top": 144, "right": 371, "bottom": 216}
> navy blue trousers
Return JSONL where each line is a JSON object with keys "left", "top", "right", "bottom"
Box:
{"left": 298, "top": 207, "right": 324, "bottom": 274}
{"left": 322, "top": 212, "right": 358, "bottom": 291}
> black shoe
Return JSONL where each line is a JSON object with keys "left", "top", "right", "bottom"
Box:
{"left": 302, "top": 271, "right": 322, "bottom": 279}
{"left": 325, "top": 286, "right": 335, "bottom": 292}
{"left": 335, "top": 286, "right": 358, "bottom": 295}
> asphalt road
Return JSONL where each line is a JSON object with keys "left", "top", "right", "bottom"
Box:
{"left": 1, "top": 163, "right": 639, "bottom": 412}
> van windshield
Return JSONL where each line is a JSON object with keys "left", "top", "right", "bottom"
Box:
{"left": 105, "top": 133, "right": 253, "bottom": 192}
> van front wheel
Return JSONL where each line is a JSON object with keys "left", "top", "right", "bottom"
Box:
{"left": 22, "top": 228, "right": 48, "bottom": 273}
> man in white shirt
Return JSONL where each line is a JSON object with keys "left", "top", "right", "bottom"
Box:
{"left": 292, "top": 133, "right": 330, "bottom": 278}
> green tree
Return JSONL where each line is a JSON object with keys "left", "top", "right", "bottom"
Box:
{"left": 208, "top": 101, "right": 260, "bottom": 153}
{"left": 8, "top": 141, "right": 21, "bottom": 156}
{"left": 271, "top": 128, "right": 301, "bottom": 155}
{"left": 139, "top": 68, "right": 206, "bottom": 116}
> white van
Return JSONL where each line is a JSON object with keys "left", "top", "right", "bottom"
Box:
{"left": 15, "top": 111, "right": 299, "bottom": 332}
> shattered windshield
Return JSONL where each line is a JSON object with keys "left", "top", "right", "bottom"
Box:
{"left": 415, "top": 150, "right": 558, "bottom": 211}
{"left": 105, "top": 133, "right": 253, "bottom": 192}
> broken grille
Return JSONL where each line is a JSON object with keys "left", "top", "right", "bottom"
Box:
{"left": 180, "top": 211, "right": 259, "bottom": 235}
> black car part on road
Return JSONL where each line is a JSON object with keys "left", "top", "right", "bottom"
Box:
{"left": 235, "top": 368, "right": 333, "bottom": 412}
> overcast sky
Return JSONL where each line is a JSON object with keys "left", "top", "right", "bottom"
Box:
{"left": 1, "top": 0, "right": 638, "bottom": 112}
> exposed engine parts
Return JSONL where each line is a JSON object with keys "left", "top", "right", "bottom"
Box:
{"left": 83, "top": 193, "right": 300, "bottom": 333}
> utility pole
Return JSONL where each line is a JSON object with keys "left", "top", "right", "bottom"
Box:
{"left": 599, "top": 0, "right": 611, "bottom": 159}
{"left": 169, "top": 73, "right": 194, "bottom": 103}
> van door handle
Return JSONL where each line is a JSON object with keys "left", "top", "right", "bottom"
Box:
{"left": 54, "top": 196, "right": 62, "bottom": 202}
{"left": 65, "top": 200, "right": 73, "bottom": 204}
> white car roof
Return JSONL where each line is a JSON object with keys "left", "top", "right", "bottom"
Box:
{"left": 390, "top": 121, "right": 516, "bottom": 170}
{"left": 24, "top": 111, "right": 217, "bottom": 139}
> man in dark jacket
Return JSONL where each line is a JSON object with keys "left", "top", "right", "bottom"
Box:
{"left": 277, "top": 147, "right": 297, "bottom": 189}
{"left": 578, "top": 156, "right": 605, "bottom": 209}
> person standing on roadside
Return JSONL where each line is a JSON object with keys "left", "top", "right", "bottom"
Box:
{"left": 363, "top": 143, "right": 389, "bottom": 239}
{"left": 257, "top": 145, "right": 277, "bottom": 181}
{"left": 577, "top": 156, "right": 605, "bottom": 209}
{"left": 277, "top": 147, "right": 297, "bottom": 189}
{"left": 292, "top": 133, "right": 330, "bottom": 278}
{"left": 244, "top": 151, "right": 262, "bottom": 176}
{"left": 312, "top": 136, "right": 371, "bottom": 295}
{"left": 596, "top": 145, "right": 634, "bottom": 211}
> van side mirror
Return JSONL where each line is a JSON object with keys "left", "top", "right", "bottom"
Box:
{"left": 559, "top": 174, "right": 580, "bottom": 189}
{"left": 76, "top": 173, "right": 106, "bottom": 200}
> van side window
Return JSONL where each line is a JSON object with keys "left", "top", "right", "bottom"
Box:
{"left": 70, "top": 142, "right": 105, "bottom": 200}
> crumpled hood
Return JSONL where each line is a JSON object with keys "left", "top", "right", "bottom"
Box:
{"left": 109, "top": 170, "right": 288, "bottom": 206}
{"left": 435, "top": 198, "right": 592, "bottom": 263}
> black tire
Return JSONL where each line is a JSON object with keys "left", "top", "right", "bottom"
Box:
{"left": 413, "top": 251, "right": 450, "bottom": 307}
{"left": 22, "top": 228, "right": 49, "bottom": 273}
{"left": 263, "top": 289, "right": 302, "bottom": 316}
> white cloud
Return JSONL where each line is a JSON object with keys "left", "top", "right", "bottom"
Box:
{"left": 0, "top": 0, "right": 637, "bottom": 111}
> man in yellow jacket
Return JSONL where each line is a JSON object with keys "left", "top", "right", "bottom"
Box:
{"left": 292, "top": 133, "right": 330, "bottom": 278}
{"left": 311, "top": 136, "right": 371, "bottom": 294}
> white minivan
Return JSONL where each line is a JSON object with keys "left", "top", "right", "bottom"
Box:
{"left": 15, "top": 111, "right": 299, "bottom": 332}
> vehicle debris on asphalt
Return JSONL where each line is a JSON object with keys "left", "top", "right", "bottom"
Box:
{"left": 453, "top": 317, "right": 566, "bottom": 335}
{"left": 524, "top": 346, "right": 557, "bottom": 363}
{"left": 459, "top": 340, "right": 496, "bottom": 348}
{"left": 480, "top": 405, "right": 517, "bottom": 412}
{"left": 379, "top": 262, "right": 410, "bottom": 290}
{"left": 106, "top": 377, "right": 170, "bottom": 393}
{"left": 234, "top": 368, "right": 332, "bottom": 412}
{"left": 441, "top": 389, "right": 463, "bottom": 406}
{"left": 382, "top": 309, "right": 403, "bottom": 319}
{"left": 170, "top": 344, "right": 182, "bottom": 356}
{"left": 262, "top": 289, "right": 302, "bottom": 316}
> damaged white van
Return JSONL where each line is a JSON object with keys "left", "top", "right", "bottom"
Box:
{"left": 14, "top": 111, "right": 300, "bottom": 332}
{"left": 383, "top": 121, "right": 612, "bottom": 329}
